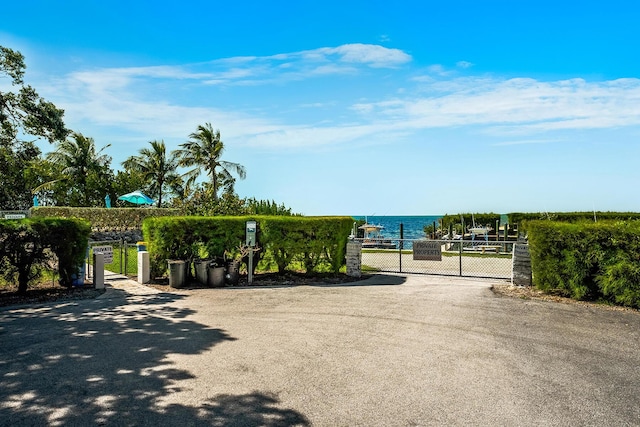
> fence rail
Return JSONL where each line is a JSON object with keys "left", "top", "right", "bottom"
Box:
{"left": 357, "top": 238, "right": 514, "bottom": 279}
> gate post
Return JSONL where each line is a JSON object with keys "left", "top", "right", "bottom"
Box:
{"left": 512, "top": 242, "right": 532, "bottom": 286}
{"left": 459, "top": 240, "right": 463, "bottom": 276}
{"left": 346, "top": 240, "right": 362, "bottom": 278}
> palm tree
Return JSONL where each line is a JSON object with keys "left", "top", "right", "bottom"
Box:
{"left": 122, "top": 140, "right": 180, "bottom": 207}
{"left": 175, "top": 123, "right": 246, "bottom": 200}
{"left": 36, "top": 132, "right": 111, "bottom": 206}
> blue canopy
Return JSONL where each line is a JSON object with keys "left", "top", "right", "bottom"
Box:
{"left": 117, "top": 190, "right": 154, "bottom": 205}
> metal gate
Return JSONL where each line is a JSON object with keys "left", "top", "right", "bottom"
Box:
{"left": 358, "top": 238, "right": 514, "bottom": 279}
{"left": 86, "top": 239, "right": 138, "bottom": 279}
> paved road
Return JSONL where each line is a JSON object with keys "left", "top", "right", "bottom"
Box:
{"left": 1, "top": 272, "right": 639, "bottom": 426}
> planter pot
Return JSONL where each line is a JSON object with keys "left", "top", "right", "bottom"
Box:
{"left": 207, "top": 265, "right": 225, "bottom": 287}
{"left": 225, "top": 260, "right": 240, "bottom": 286}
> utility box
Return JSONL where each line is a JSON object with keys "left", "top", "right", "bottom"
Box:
{"left": 246, "top": 220, "right": 257, "bottom": 247}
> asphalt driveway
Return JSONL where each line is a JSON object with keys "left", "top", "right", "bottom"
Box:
{"left": 1, "top": 273, "right": 638, "bottom": 426}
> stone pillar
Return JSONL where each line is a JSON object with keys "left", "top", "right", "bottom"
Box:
{"left": 93, "top": 252, "right": 105, "bottom": 289}
{"left": 512, "top": 242, "right": 532, "bottom": 286}
{"left": 346, "top": 240, "right": 362, "bottom": 278}
{"left": 138, "top": 251, "right": 150, "bottom": 284}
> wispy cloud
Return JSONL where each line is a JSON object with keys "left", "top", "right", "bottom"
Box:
{"left": 353, "top": 77, "right": 640, "bottom": 134}
{"left": 40, "top": 42, "right": 640, "bottom": 159}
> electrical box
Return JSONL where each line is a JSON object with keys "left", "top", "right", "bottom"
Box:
{"left": 245, "top": 220, "right": 257, "bottom": 247}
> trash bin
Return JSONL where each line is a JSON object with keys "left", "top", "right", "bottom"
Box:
{"left": 168, "top": 260, "right": 186, "bottom": 288}
{"left": 207, "top": 262, "right": 225, "bottom": 287}
{"left": 137, "top": 241, "right": 147, "bottom": 252}
{"left": 194, "top": 260, "right": 209, "bottom": 286}
{"left": 225, "top": 259, "right": 240, "bottom": 286}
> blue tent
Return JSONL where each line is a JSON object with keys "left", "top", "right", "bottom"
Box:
{"left": 117, "top": 190, "right": 154, "bottom": 205}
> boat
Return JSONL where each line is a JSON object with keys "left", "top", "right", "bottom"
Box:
{"left": 359, "top": 223, "right": 397, "bottom": 249}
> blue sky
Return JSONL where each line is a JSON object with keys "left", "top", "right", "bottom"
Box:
{"left": 2, "top": 0, "right": 639, "bottom": 215}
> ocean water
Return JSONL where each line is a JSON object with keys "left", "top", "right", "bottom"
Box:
{"left": 352, "top": 215, "right": 442, "bottom": 241}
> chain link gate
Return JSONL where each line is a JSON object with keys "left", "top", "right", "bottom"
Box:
{"left": 86, "top": 239, "right": 139, "bottom": 280}
{"left": 358, "top": 239, "right": 514, "bottom": 279}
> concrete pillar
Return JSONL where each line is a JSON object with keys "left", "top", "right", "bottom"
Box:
{"left": 93, "top": 252, "right": 105, "bottom": 289}
{"left": 346, "top": 240, "right": 362, "bottom": 278}
{"left": 138, "top": 251, "right": 150, "bottom": 284}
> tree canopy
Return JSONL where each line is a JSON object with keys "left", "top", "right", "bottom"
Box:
{"left": 0, "top": 45, "right": 67, "bottom": 145}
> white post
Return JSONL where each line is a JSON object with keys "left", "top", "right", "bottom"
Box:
{"left": 93, "top": 252, "right": 105, "bottom": 289}
{"left": 138, "top": 251, "right": 150, "bottom": 284}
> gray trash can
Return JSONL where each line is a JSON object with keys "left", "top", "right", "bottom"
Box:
{"left": 207, "top": 264, "right": 225, "bottom": 287}
{"left": 168, "top": 260, "right": 186, "bottom": 288}
{"left": 194, "top": 260, "right": 209, "bottom": 286}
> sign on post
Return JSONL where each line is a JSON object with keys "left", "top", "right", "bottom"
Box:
{"left": 413, "top": 240, "right": 442, "bottom": 261}
{"left": 93, "top": 246, "right": 114, "bottom": 264}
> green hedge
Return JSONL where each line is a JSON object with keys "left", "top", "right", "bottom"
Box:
{"left": 527, "top": 220, "right": 640, "bottom": 308}
{"left": 142, "top": 216, "right": 353, "bottom": 277}
{"left": 31, "top": 207, "right": 181, "bottom": 231}
{"left": 508, "top": 211, "right": 640, "bottom": 225}
{"left": 0, "top": 218, "right": 90, "bottom": 293}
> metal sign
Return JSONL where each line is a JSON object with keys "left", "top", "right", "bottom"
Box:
{"left": 93, "top": 246, "right": 114, "bottom": 264}
{"left": 246, "top": 220, "right": 257, "bottom": 247}
{"left": 413, "top": 240, "right": 442, "bottom": 261}
{"left": 3, "top": 214, "right": 26, "bottom": 219}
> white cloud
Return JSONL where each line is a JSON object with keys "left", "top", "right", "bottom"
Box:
{"left": 353, "top": 77, "right": 640, "bottom": 134}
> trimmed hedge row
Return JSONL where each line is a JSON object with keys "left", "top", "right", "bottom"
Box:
{"left": 31, "top": 207, "right": 181, "bottom": 231}
{"left": 0, "top": 218, "right": 91, "bottom": 293}
{"left": 509, "top": 211, "right": 640, "bottom": 225}
{"left": 142, "top": 216, "right": 354, "bottom": 277}
{"left": 527, "top": 220, "right": 640, "bottom": 308}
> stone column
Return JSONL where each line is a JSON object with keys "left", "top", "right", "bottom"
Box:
{"left": 346, "top": 240, "right": 362, "bottom": 278}
{"left": 512, "top": 242, "right": 532, "bottom": 286}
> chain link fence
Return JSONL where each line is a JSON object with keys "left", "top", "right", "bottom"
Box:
{"left": 86, "top": 239, "right": 138, "bottom": 280}
{"left": 359, "top": 239, "right": 514, "bottom": 279}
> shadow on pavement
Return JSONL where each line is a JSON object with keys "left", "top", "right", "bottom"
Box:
{"left": 312, "top": 273, "right": 407, "bottom": 287}
{"left": 0, "top": 290, "right": 309, "bottom": 426}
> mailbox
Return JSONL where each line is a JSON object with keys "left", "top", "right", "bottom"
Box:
{"left": 246, "top": 220, "right": 257, "bottom": 247}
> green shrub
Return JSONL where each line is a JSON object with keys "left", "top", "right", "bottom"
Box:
{"left": 527, "top": 220, "right": 640, "bottom": 308}
{"left": 0, "top": 218, "right": 90, "bottom": 293}
{"left": 142, "top": 216, "right": 353, "bottom": 277}
{"left": 509, "top": 211, "right": 640, "bottom": 227}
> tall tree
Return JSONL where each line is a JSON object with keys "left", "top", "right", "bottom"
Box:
{"left": 0, "top": 46, "right": 67, "bottom": 145}
{"left": 36, "top": 132, "right": 112, "bottom": 206}
{"left": 175, "top": 123, "right": 246, "bottom": 200}
{"left": 121, "top": 140, "right": 181, "bottom": 207}
{"left": 0, "top": 45, "right": 68, "bottom": 209}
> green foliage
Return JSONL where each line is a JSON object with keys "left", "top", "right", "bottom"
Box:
{"left": 508, "top": 211, "right": 640, "bottom": 226}
{"left": 142, "top": 216, "right": 353, "bottom": 277}
{"left": 439, "top": 213, "right": 502, "bottom": 230}
{"left": 31, "top": 206, "right": 180, "bottom": 231}
{"left": 175, "top": 123, "right": 246, "bottom": 200}
{"left": 35, "top": 132, "right": 114, "bottom": 207}
{"left": 0, "top": 45, "right": 68, "bottom": 146}
{"left": 246, "top": 198, "right": 298, "bottom": 216}
{"left": 0, "top": 45, "right": 68, "bottom": 209}
{"left": 122, "top": 140, "right": 182, "bottom": 207}
{"left": 527, "top": 220, "right": 640, "bottom": 308}
{"left": 0, "top": 218, "right": 90, "bottom": 293}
